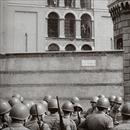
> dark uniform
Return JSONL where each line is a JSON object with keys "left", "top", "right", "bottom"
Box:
{"left": 53, "top": 115, "right": 77, "bottom": 130}
{"left": 25, "top": 119, "right": 50, "bottom": 130}
{"left": 3, "top": 123, "right": 30, "bottom": 130}
{"left": 84, "top": 108, "right": 98, "bottom": 118}
{"left": 78, "top": 111, "right": 113, "bottom": 130}
{"left": 43, "top": 113, "right": 59, "bottom": 129}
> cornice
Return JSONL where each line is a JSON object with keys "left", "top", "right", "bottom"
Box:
{"left": 108, "top": 0, "right": 130, "bottom": 20}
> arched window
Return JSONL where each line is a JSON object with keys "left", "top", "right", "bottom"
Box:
{"left": 81, "top": 44, "right": 92, "bottom": 51}
{"left": 80, "top": 0, "right": 91, "bottom": 9}
{"left": 47, "top": 0, "right": 59, "bottom": 7}
{"left": 65, "top": 13, "right": 75, "bottom": 38}
{"left": 116, "top": 38, "right": 123, "bottom": 50}
{"left": 81, "top": 14, "right": 92, "bottom": 39}
{"left": 48, "top": 43, "right": 60, "bottom": 51}
{"left": 65, "top": 44, "right": 76, "bottom": 51}
{"left": 64, "top": 0, "right": 75, "bottom": 7}
{"left": 48, "top": 12, "right": 59, "bottom": 37}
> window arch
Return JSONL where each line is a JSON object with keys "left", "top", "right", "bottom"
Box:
{"left": 48, "top": 12, "right": 59, "bottom": 37}
{"left": 80, "top": 0, "right": 91, "bottom": 9}
{"left": 64, "top": 0, "right": 75, "bottom": 8}
{"left": 81, "top": 44, "right": 92, "bottom": 51}
{"left": 65, "top": 13, "right": 75, "bottom": 38}
{"left": 81, "top": 14, "right": 92, "bottom": 39}
{"left": 65, "top": 44, "right": 76, "bottom": 51}
{"left": 47, "top": 0, "right": 59, "bottom": 7}
{"left": 48, "top": 43, "right": 60, "bottom": 51}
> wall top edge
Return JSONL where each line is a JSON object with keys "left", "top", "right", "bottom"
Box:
{"left": 108, "top": 0, "right": 130, "bottom": 7}
{"left": 0, "top": 51, "right": 124, "bottom": 58}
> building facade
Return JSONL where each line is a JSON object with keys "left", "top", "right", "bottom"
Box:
{"left": 0, "top": 0, "right": 113, "bottom": 53}
{"left": 0, "top": 0, "right": 124, "bottom": 105}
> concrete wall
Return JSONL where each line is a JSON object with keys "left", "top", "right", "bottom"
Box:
{"left": 0, "top": 51, "right": 124, "bottom": 109}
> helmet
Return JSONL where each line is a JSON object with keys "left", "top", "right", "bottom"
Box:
{"left": 109, "top": 95, "right": 116, "bottom": 102}
{"left": 48, "top": 99, "right": 58, "bottom": 109}
{"left": 62, "top": 101, "right": 74, "bottom": 112}
{"left": 23, "top": 100, "right": 34, "bottom": 109}
{"left": 90, "top": 96, "right": 99, "bottom": 103}
{"left": 114, "top": 97, "right": 123, "bottom": 104}
{"left": 12, "top": 93, "right": 21, "bottom": 99}
{"left": 43, "top": 95, "right": 52, "bottom": 103}
{"left": 96, "top": 98, "right": 110, "bottom": 109}
{"left": 121, "top": 102, "right": 130, "bottom": 116}
{"left": 30, "top": 103, "right": 45, "bottom": 116}
{"left": 70, "top": 97, "right": 80, "bottom": 104}
{"left": 0, "top": 99, "right": 11, "bottom": 115}
{"left": 74, "top": 103, "right": 83, "bottom": 111}
{"left": 98, "top": 95, "right": 105, "bottom": 99}
{"left": 8, "top": 97, "right": 21, "bottom": 107}
{"left": 10, "top": 103, "right": 29, "bottom": 120}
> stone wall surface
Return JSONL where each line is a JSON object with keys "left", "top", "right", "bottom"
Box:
{"left": 0, "top": 51, "right": 124, "bottom": 108}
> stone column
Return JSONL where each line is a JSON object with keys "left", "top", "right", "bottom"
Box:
{"left": 75, "top": 0, "right": 80, "bottom": 8}
{"left": 59, "top": 0, "right": 64, "bottom": 7}
{"left": 59, "top": 19, "right": 65, "bottom": 38}
{"left": 76, "top": 20, "right": 81, "bottom": 39}
{"left": 91, "top": 21, "right": 94, "bottom": 39}
{"left": 0, "top": 0, "right": 4, "bottom": 53}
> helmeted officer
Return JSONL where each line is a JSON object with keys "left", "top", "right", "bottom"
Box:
{"left": 25, "top": 103, "right": 49, "bottom": 130}
{"left": 53, "top": 101, "right": 77, "bottom": 130}
{"left": 12, "top": 93, "right": 24, "bottom": 102}
{"left": 8, "top": 97, "right": 21, "bottom": 107}
{"left": 70, "top": 97, "right": 80, "bottom": 104}
{"left": 78, "top": 97, "right": 114, "bottom": 130}
{"left": 84, "top": 96, "right": 99, "bottom": 118}
{"left": 112, "top": 102, "right": 130, "bottom": 130}
{"left": 43, "top": 95, "right": 52, "bottom": 103}
{"left": 0, "top": 99, "right": 11, "bottom": 130}
{"left": 109, "top": 95, "right": 116, "bottom": 109}
{"left": 109, "top": 96, "right": 123, "bottom": 126}
{"left": 71, "top": 103, "right": 84, "bottom": 127}
{"left": 98, "top": 94, "right": 105, "bottom": 99}
{"left": 2, "top": 103, "right": 30, "bottom": 130}
{"left": 43, "top": 99, "right": 59, "bottom": 129}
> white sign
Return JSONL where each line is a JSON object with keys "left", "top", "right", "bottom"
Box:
{"left": 81, "top": 60, "right": 96, "bottom": 67}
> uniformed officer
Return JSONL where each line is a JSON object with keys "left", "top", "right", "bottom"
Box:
{"left": 70, "top": 97, "right": 80, "bottom": 105}
{"left": 71, "top": 103, "right": 85, "bottom": 127}
{"left": 109, "top": 95, "right": 116, "bottom": 109}
{"left": 109, "top": 96, "right": 123, "bottom": 126}
{"left": 12, "top": 93, "right": 24, "bottom": 102}
{"left": 2, "top": 103, "right": 30, "bottom": 130}
{"left": 98, "top": 94, "right": 105, "bottom": 99}
{"left": 112, "top": 102, "right": 130, "bottom": 130}
{"left": 43, "top": 95, "right": 52, "bottom": 103}
{"left": 43, "top": 99, "right": 59, "bottom": 129}
{"left": 0, "top": 99, "right": 11, "bottom": 130}
{"left": 84, "top": 96, "right": 99, "bottom": 118}
{"left": 53, "top": 101, "right": 77, "bottom": 130}
{"left": 78, "top": 97, "right": 114, "bottom": 130}
{"left": 8, "top": 97, "right": 21, "bottom": 107}
{"left": 25, "top": 103, "right": 49, "bottom": 130}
